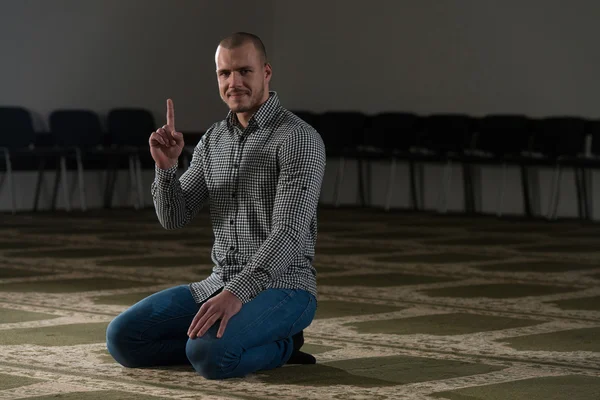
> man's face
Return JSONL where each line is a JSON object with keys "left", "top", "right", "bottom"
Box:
{"left": 215, "top": 42, "right": 272, "bottom": 114}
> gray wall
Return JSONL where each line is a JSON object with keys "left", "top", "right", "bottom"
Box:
{"left": 272, "top": 1, "right": 600, "bottom": 118}
{"left": 0, "top": 0, "right": 275, "bottom": 132}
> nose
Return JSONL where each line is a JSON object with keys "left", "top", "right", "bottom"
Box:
{"left": 228, "top": 71, "right": 241, "bottom": 88}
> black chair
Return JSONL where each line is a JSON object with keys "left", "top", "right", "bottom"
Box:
{"left": 538, "top": 117, "right": 590, "bottom": 220}
{"left": 106, "top": 108, "right": 156, "bottom": 209}
{"left": 316, "top": 111, "right": 370, "bottom": 207}
{"left": 367, "top": 112, "right": 422, "bottom": 211}
{"left": 49, "top": 109, "right": 110, "bottom": 211}
{"left": 0, "top": 106, "right": 58, "bottom": 213}
{"left": 573, "top": 120, "right": 600, "bottom": 220}
{"left": 465, "top": 115, "right": 535, "bottom": 217}
{"left": 420, "top": 114, "right": 476, "bottom": 214}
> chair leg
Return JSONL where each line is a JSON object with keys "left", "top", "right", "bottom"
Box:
{"left": 2, "top": 149, "right": 16, "bottom": 214}
{"left": 50, "top": 159, "right": 62, "bottom": 211}
{"left": 417, "top": 163, "right": 425, "bottom": 210}
{"left": 333, "top": 157, "right": 345, "bottom": 208}
{"left": 409, "top": 160, "right": 418, "bottom": 210}
{"left": 578, "top": 167, "right": 591, "bottom": 220}
{"left": 519, "top": 164, "right": 532, "bottom": 217}
{"left": 546, "top": 164, "right": 561, "bottom": 220}
{"left": 384, "top": 158, "right": 397, "bottom": 211}
{"left": 496, "top": 163, "right": 507, "bottom": 217}
{"left": 60, "top": 155, "right": 71, "bottom": 212}
{"left": 437, "top": 160, "right": 452, "bottom": 214}
{"left": 104, "top": 156, "right": 117, "bottom": 209}
{"left": 462, "top": 162, "right": 475, "bottom": 214}
{"left": 128, "top": 155, "right": 139, "bottom": 210}
{"left": 585, "top": 168, "right": 594, "bottom": 220}
{"left": 75, "top": 149, "right": 86, "bottom": 211}
{"left": 135, "top": 154, "right": 144, "bottom": 209}
{"left": 33, "top": 157, "right": 47, "bottom": 211}
{"left": 356, "top": 158, "right": 366, "bottom": 207}
{"left": 365, "top": 158, "right": 372, "bottom": 207}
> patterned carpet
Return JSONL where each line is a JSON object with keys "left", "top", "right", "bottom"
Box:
{"left": 0, "top": 207, "right": 599, "bottom": 399}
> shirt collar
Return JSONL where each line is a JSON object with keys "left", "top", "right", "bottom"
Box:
{"left": 226, "top": 91, "right": 281, "bottom": 130}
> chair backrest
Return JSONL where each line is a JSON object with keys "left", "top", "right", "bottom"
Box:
{"left": 107, "top": 108, "right": 155, "bottom": 147}
{"left": 534, "top": 116, "right": 588, "bottom": 157}
{"left": 49, "top": 109, "right": 105, "bottom": 148}
{"left": 422, "top": 114, "right": 474, "bottom": 153}
{"left": 588, "top": 119, "right": 600, "bottom": 155}
{"left": 0, "top": 106, "right": 36, "bottom": 148}
{"left": 316, "top": 111, "right": 369, "bottom": 151}
{"left": 476, "top": 115, "right": 534, "bottom": 155}
{"left": 368, "top": 112, "right": 421, "bottom": 151}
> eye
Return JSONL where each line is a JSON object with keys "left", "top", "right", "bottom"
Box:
{"left": 240, "top": 69, "right": 251, "bottom": 75}
{"left": 219, "top": 71, "right": 230, "bottom": 77}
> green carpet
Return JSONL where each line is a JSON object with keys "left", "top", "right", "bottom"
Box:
{"left": 421, "top": 283, "right": 576, "bottom": 299}
{"left": 0, "top": 207, "right": 598, "bottom": 399}
{"left": 431, "top": 375, "right": 600, "bottom": 400}
{"left": 477, "top": 260, "right": 599, "bottom": 272}
{"left": 0, "top": 278, "right": 160, "bottom": 293}
{"left": 0, "top": 373, "right": 43, "bottom": 390}
{"left": 348, "top": 313, "right": 540, "bottom": 335}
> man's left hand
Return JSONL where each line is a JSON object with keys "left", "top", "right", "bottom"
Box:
{"left": 187, "top": 290, "right": 242, "bottom": 339}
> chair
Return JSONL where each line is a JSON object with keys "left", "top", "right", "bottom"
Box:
{"left": 316, "top": 111, "right": 370, "bottom": 207}
{"left": 540, "top": 117, "right": 590, "bottom": 220}
{"left": 106, "top": 108, "right": 156, "bottom": 209}
{"left": 420, "top": 114, "right": 476, "bottom": 214}
{"left": 367, "top": 112, "right": 422, "bottom": 211}
{"left": 0, "top": 106, "right": 57, "bottom": 213}
{"left": 48, "top": 109, "right": 109, "bottom": 211}
{"left": 465, "top": 115, "right": 534, "bottom": 217}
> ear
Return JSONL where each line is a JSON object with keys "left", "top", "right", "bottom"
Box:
{"left": 264, "top": 63, "right": 272, "bottom": 82}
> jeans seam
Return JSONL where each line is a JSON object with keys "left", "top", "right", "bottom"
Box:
{"left": 285, "top": 293, "right": 315, "bottom": 338}
{"left": 217, "top": 290, "right": 295, "bottom": 375}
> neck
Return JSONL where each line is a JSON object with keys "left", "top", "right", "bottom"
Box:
{"left": 236, "top": 91, "right": 270, "bottom": 128}
{"left": 236, "top": 112, "right": 252, "bottom": 128}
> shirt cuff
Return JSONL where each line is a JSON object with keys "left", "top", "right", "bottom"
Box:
{"left": 155, "top": 164, "right": 177, "bottom": 180}
{"left": 224, "top": 268, "right": 270, "bottom": 304}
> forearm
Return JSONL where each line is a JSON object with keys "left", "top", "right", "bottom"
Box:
{"left": 151, "top": 165, "right": 191, "bottom": 229}
{"left": 151, "top": 157, "right": 209, "bottom": 229}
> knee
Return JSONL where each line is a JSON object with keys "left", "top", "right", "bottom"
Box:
{"left": 106, "top": 315, "right": 141, "bottom": 368}
{"left": 186, "top": 338, "right": 238, "bottom": 380}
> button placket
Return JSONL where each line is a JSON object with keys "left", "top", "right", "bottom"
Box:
{"left": 229, "top": 132, "right": 245, "bottom": 255}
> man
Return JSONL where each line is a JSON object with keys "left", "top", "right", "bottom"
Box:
{"left": 106, "top": 32, "right": 326, "bottom": 380}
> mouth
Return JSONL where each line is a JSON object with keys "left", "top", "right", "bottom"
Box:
{"left": 228, "top": 92, "right": 247, "bottom": 98}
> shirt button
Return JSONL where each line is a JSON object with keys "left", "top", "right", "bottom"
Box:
{"left": 230, "top": 219, "right": 234, "bottom": 225}
{"left": 233, "top": 163, "right": 239, "bottom": 169}
{"left": 230, "top": 246, "right": 235, "bottom": 251}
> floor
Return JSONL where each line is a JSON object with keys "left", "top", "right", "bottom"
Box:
{"left": 0, "top": 207, "right": 599, "bottom": 399}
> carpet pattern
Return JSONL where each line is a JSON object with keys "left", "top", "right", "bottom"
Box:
{"left": 0, "top": 208, "right": 599, "bottom": 399}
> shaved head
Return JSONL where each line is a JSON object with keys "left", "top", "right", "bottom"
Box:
{"left": 218, "top": 32, "right": 267, "bottom": 64}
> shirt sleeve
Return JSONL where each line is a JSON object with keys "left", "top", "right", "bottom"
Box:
{"left": 151, "top": 134, "right": 210, "bottom": 230}
{"left": 224, "top": 127, "right": 326, "bottom": 303}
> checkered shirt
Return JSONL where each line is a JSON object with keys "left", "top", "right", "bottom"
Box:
{"left": 151, "top": 91, "right": 326, "bottom": 304}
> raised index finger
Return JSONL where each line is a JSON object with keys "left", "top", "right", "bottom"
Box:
{"left": 166, "top": 98, "right": 175, "bottom": 132}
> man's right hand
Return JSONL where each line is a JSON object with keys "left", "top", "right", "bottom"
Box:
{"left": 149, "top": 98, "right": 185, "bottom": 169}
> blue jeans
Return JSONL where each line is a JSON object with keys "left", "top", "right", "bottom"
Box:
{"left": 105, "top": 284, "right": 316, "bottom": 379}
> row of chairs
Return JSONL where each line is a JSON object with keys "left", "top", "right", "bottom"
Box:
{"left": 294, "top": 111, "right": 600, "bottom": 221}
{"left": 0, "top": 106, "right": 160, "bottom": 213}
{"left": 2, "top": 106, "right": 599, "bottom": 220}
